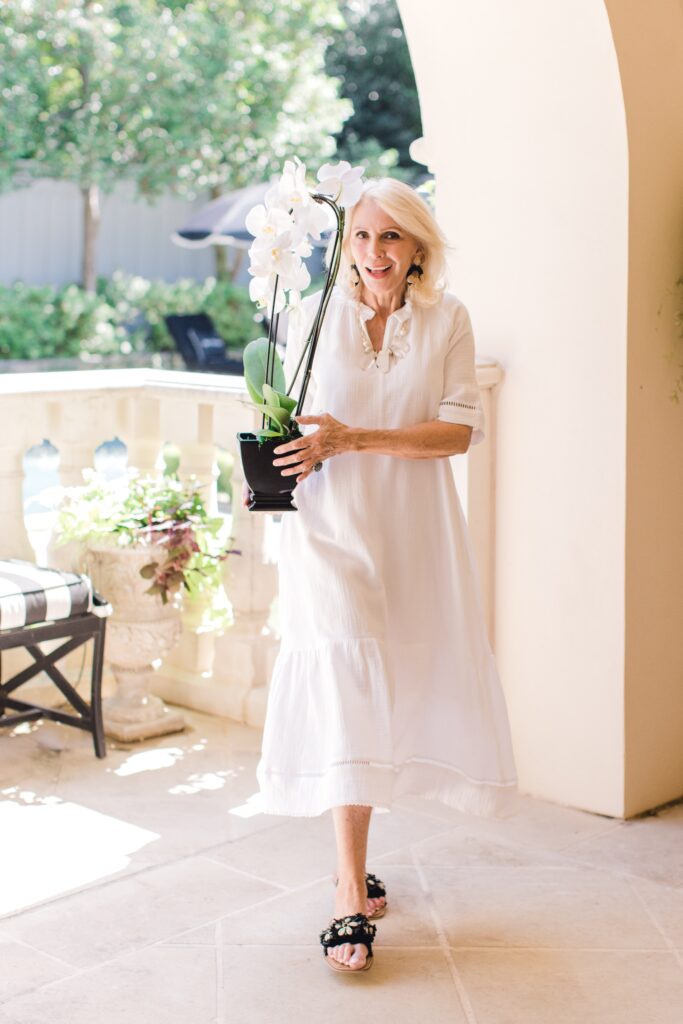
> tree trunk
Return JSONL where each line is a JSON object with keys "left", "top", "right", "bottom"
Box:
{"left": 82, "top": 183, "right": 101, "bottom": 292}
{"left": 213, "top": 240, "right": 228, "bottom": 281}
{"left": 210, "top": 184, "right": 229, "bottom": 281}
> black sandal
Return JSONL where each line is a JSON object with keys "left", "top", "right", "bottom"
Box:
{"left": 331, "top": 871, "right": 388, "bottom": 919}
{"left": 364, "top": 872, "right": 388, "bottom": 919}
{"left": 319, "top": 913, "right": 377, "bottom": 972}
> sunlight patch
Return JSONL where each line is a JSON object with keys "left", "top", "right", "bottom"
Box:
{"left": 228, "top": 791, "right": 266, "bottom": 818}
{"left": 168, "top": 771, "right": 233, "bottom": 795}
{"left": 113, "top": 748, "right": 185, "bottom": 776}
{"left": 0, "top": 800, "right": 159, "bottom": 915}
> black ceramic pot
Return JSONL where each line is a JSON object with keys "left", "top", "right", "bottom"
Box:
{"left": 237, "top": 430, "right": 302, "bottom": 512}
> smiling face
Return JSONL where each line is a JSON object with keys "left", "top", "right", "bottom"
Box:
{"left": 349, "top": 198, "right": 422, "bottom": 304}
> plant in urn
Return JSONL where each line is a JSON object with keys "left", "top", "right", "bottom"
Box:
{"left": 55, "top": 470, "right": 236, "bottom": 741}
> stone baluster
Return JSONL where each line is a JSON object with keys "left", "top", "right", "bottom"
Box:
{"left": 0, "top": 396, "right": 39, "bottom": 562}
{"left": 212, "top": 440, "right": 280, "bottom": 727}
{"left": 153, "top": 395, "right": 223, "bottom": 714}
{"left": 118, "top": 394, "right": 163, "bottom": 476}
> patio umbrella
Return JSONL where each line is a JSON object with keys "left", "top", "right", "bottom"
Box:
{"left": 171, "top": 181, "right": 333, "bottom": 250}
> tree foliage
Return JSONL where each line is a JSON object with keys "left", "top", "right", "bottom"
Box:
{"left": 325, "top": 0, "right": 423, "bottom": 181}
{"left": 0, "top": 0, "right": 352, "bottom": 285}
{"left": 0, "top": 0, "right": 351, "bottom": 195}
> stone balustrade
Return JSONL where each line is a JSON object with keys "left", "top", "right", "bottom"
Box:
{"left": 0, "top": 363, "right": 502, "bottom": 729}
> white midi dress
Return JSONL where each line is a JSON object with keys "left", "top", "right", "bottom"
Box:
{"left": 256, "top": 284, "right": 519, "bottom": 818}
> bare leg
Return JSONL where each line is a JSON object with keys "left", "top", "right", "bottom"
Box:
{"left": 328, "top": 805, "right": 375, "bottom": 969}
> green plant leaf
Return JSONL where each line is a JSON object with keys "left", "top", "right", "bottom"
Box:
{"left": 255, "top": 428, "right": 285, "bottom": 442}
{"left": 269, "top": 388, "right": 298, "bottom": 414}
{"left": 262, "top": 382, "right": 281, "bottom": 407}
{"left": 243, "top": 338, "right": 286, "bottom": 406}
{"left": 260, "top": 402, "right": 291, "bottom": 428}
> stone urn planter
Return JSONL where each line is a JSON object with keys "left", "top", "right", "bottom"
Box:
{"left": 85, "top": 542, "right": 185, "bottom": 741}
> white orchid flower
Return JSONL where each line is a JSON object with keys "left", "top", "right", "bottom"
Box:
{"left": 249, "top": 274, "right": 286, "bottom": 314}
{"left": 249, "top": 234, "right": 310, "bottom": 285}
{"left": 245, "top": 203, "right": 294, "bottom": 241}
{"left": 316, "top": 161, "right": 365, "bottom": 208}
{"left": 292, "top": 235, "right": 313, "bottom": 259}
{"left": 249, "top": 235, "right": 303, "bottom": 281}
{"left": 266, "top": 159, "right": 330, "bottom": 239}
{"left": 279, "top": 158, "right": 310, "bottom": 209}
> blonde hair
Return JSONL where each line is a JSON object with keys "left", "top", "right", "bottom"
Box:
{"left": 334, "top": 177, "right": 450, "bottom": 306}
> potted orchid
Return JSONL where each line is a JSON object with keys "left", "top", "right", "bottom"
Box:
{"left": 238, "top": 158, "right": 364, "bottom": 511}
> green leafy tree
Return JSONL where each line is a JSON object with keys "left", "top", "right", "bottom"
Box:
{"left": 325, "top": 0, "right": 423, "bottom": 181}
{"left": 0, "top": 0, "right": 351, "bottom": 290}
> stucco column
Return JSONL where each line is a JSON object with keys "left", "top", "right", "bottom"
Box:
{"left": 398, "top": 0, "right": 683, "bottom": 817}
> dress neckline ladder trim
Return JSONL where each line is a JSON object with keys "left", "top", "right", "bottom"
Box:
{"left": 354, "top": 296, "right": 413, "bottom": 373}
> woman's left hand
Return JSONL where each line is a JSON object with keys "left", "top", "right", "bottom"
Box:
{"left": 272, "top": 413, "right": 350, "bottom": 482}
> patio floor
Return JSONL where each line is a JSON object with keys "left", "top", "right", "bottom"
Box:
{"left": 0, "top": 707, "right": 682, "bottom": 1023}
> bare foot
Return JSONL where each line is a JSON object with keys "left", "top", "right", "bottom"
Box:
{"left": 327, "top": 880, "right": 372, "bottom": 970}
{"left": 366, "top": 893, "right": 387, "bottom": 916}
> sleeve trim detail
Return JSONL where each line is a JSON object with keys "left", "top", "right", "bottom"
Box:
{"left": 439, "top": 400, "right": 479, "bottom": 411}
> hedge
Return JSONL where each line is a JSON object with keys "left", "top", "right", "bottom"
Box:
{"left": 0, "top": 272, "right": 264, "bottom": 361}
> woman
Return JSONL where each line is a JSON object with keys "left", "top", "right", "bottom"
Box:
{"left": 248, "top": 178, "right": 518, "bottom": 973}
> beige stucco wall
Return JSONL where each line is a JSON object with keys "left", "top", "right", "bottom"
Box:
{"left": 398, "top": 0, "right": 683, "bottom": 817}
{"left": 605, "top": 0, "right": 683, "bottom": 816}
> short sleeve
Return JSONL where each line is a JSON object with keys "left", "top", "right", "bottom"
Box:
{"left": 436, "top": 302, "right": 486, "bottom": 446}
{"left": 283, "top": 296, "right": 319, "bottom": 413}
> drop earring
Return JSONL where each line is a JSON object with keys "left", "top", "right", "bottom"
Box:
{"left": 350, "top": 263, "right": 361, "bottom": 288}
{"left": 406, "top": 258, "right": 424, "bottom": 287}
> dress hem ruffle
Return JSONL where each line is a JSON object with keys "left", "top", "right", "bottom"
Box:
{"left": 256, "top": 758, "right": 520, "bottom": 820}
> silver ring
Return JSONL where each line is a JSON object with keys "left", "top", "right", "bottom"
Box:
{"left": 313, "top": 461, "right": 323, "bottom": 472}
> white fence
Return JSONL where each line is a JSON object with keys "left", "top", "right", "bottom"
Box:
{"left": 0, "top": 179, "right": 215, "bottom": 286}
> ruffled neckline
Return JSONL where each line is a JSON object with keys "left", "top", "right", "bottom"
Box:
{"left": 350, "top": 293, "right": 413, "bottom": 373}
{"left": 357, "top": 297, "right": 413, "bottom": 328}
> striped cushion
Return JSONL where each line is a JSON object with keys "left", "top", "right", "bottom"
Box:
{"left": 0, "top": 560, "right": 94, "bottom": 631}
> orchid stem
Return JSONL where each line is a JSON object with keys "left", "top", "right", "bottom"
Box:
{"left": 287, "top": 196, "right": 344, "bottom": 420}
{"left": 263, "top": 272, "right": 280, "bottom": 430}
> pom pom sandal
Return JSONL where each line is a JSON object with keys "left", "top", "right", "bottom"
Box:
{"left": 331, "top": 871, "right": 388, "bottom": 919}
{"left": 319, "top": 913, "right": 377, "bottom": 972}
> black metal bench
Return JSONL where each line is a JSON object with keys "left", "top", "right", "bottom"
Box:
{"left": 0, "top": 560, "right": 112, "bottom": 758}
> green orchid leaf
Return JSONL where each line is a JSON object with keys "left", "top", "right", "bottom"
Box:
{"left": 270, "top": 388, "right": 298, "bottom": 414}
{"left": 262, "top": 382, "right": 281, "bottom": 408}
{"left": 243, "top": 338, "right": 286, "bottom": 407}
{"left": 255, "top": 428, "right": 285, "bottom": 442}
{"left": 260, "top": 402, "right": 291, "bottom": 427}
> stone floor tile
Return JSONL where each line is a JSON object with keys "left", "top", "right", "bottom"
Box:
{"left": 207, "top": 806, "right": 454, "bottom": 890}
{"left": 459, "top": 795, "right": 623, "bottom": 853}
{"left": 219, "top": 946, "right": 469, "bottom": 1024}
{"left": 392, "top": 793, "right": 471, "bottom": 825}
{"left": 167, "top": 866, "right": 439, "bottom": 949}
{"left": 372, "top": 824, "right": 574, "bottom": 870}
{"left": 422, "top": 865, "right": 668, "bottom": 950}
{"left": 628, "top": 876, "right": 683, "bottom": 947}
{"left": 0, "top": 945, "right": 216, "bottom": 1024}
{"left": 452, "top": 948, "right": 683, "bottom": 1024}
{"left": 0, "top": 716, "right": 289, "bottom": 915}
{"left": 555, "top": 802, "right": 683, "bottom": 886}
{"left": 367, "top": 806, "right": 468, "bottom": 858}
{"left": 164, "top": 921, "right": 217, "bottom": 945}
{"left": 2, "top": 855, "right": 279, "bottom": 968}
{"left": 0, "top": 933, "right": 76, "bottom": 1005}
{"left": 206, "top": 814, "right": 338, "bottom": 889}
